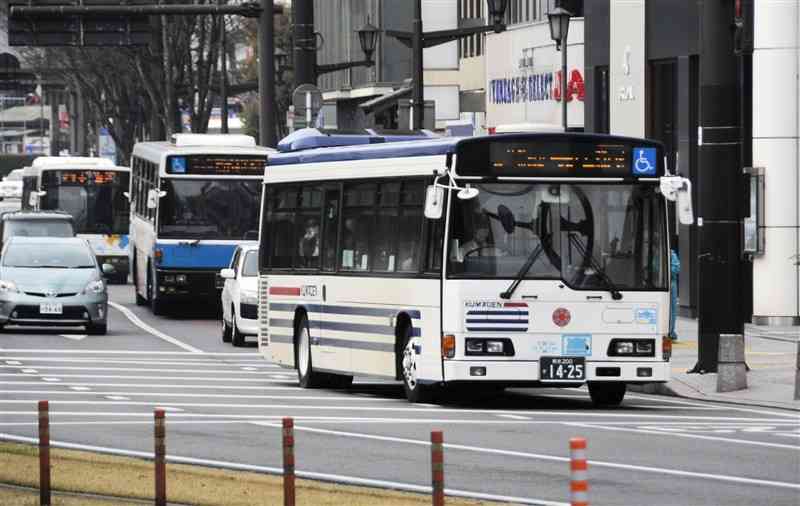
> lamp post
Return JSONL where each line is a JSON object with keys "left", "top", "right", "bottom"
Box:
{"left": 547, "top": 7, "right": 573, "bottom": 131}
{"left": 389, "top": 0, "right": 507, "bottom": 130}
{"left": 314, "top": 20, "right": 379, "bottom": 76}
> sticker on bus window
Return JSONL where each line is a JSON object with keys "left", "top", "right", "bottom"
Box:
{"left": 170, "top": 156, "right": 188, "bottom": 174}
{"left": 562, "top": 334, "right": 591, "bottom": 356}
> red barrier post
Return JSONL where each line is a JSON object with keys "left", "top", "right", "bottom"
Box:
{"left": 282, "top": 417, "right": 295, "bottom": 506}
{"left": 431, "top": 430, "right": 444, "bottom": 506}
{"left": 38, "top": 400, "right": 50, "bottom": 506}
{"left": 569, "top": 437, "right": 589, "bottom": 506}
{"left": 154, "top": 409, "right": 166, "bottom": 506}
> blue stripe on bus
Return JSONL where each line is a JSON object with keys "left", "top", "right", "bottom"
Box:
{"left": 269, "top": 302, "right": 421, "bottom": 320}
{"left": 465, "top": 319, "right": 529, "bottom": 324}
{"left": 466, "top": 327, "right": 528, "bottom": 332}
{"left": 268, "top": 318, "right": 421, "bottom": 338}
{"left": 466, "top": 311, "right": 528, "bottom": 316}
{"left": 155, "top": 243, "right": 237, "bottom": 269}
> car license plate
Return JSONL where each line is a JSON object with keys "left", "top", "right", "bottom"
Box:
{"left": 540, "top": 356, "right": 585, "bottom": 381}
{"left": 40, "top": 303, "right": 63, "bottom": 315}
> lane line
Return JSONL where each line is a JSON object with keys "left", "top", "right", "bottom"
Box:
{"left": 105, "top": 395, "right": 129, "bottom": 401}
{"left": 69, "top": 386, "right": 91, "bottom": 391}
{"left": 623, "top": 393, "right": 800, "bottom": 419}
{"left": 108, "top": 301, "right": 202, "bottom": 353}
{"left": 0, "top": 350, "right": 260, "bottom": 356}
{"left": 0, "top": 381, "right": 302, "bottom": 391}
{"left": 0, "top": 433, "right": 566, "bottom": 506}
{"left": 0, "top": 390, "right": 403, "bottom": 402}
{"left": 2, "top": 365, "right": 288, "bottom": 375}
{"left": 566, "top": 422, "right": 800, "bottom": 451}
{"left": 246, "top": 423, "right": 800, "bottom": 490}
{"left": 0, "top": 400, "right": 794, "bottom": 421}
{"left": 59, "top": 334, "right": 87, "bottom": 341}
{"left": 0, "top": 374, "right": 293, "bottom": 383}
{"left": 496, "top": 414, "right": 532, "bottom": 420}
{"left": 20, "top": 369, "right": 37, "bottom": 374}
{"left": 4, "top": 360, "right": 21, "bottom": 365}
{"left": 0, "top": 358, "right": 278, "bottom": 367}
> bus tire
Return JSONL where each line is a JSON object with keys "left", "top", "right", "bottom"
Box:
{"left": 588, "top": 381, "right": 627, "bottom": 407}
{"left": 296, "top": 313, "right": 322, "bottom": 388}
{"left": 232, "top": 310, "right": 245, "bottom": 347}
{"left": 399, "top": 325, "right": 436, "bottom": 403}
{"left": 327, "top": 374, "right": 353, "bottom": 389}
{"left": 148, "top": 267, "right": 167, "bottom": 316}
{"left": 133, "top": 252, "right": 147, "bottom": 306}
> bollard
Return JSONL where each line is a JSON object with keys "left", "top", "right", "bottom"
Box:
{"left": 794, "top": 341, "right": 799, "bottom": 401}
{"left": 431, "top": 431, "right": 444, "bottom": 506}
{"left": 569, "top": 437, "right": 588, "bottom": 506}
{"left": 154, "top": 409, "right": 166, "bottom": 506}
{"left": 282, "top": 417, "right": 295, "bottom": 506}
{"left": 38, "top": 400, "right": 50, "bottom": 506}
{"left": 717, "top": 333, "right": 747, "bottom": 392}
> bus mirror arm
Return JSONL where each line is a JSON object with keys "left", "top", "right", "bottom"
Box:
{"left": 123, "top": 191, "right": 131, "bottom": 201}
{"left": 660, "top": 176, "right": 694, "bottom": 225}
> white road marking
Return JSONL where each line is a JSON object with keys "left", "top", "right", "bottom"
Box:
{"left": 624, "top": 393, "right": 800, "bottom": 419}
{"left": 0, "top": 350, "right": 260, "bottom": 356}
{"left": 241, "top": 367, "right": 257, "bottom": 371}
{"left": 0, "top": 381, "right": 300, "bottom": 391}
{"left": 567, "top": 422, "right": 800, "bottom": 451}
{"left": 0, "top": 390, "right": 399, "bottom": 402}
{"left": 105, "top": 395, "right": 130, "bottom": 401}
{"left": 0, "top": 433, "right": 566, "bottom": 506}
{"left": 4, "top": 360, "right": 22, "bottom": 365}
{"left": 3, "top": 365, "right": 285, "bottom": 375}
{"left": 243, "top": 423, "right": 800, "bottom": 490}
{"left": 59, "top": 334, "right": 87, "bottom": 341}
{"left": 0, "top": 374, "right": 293, "bottom": 382}
{"left": 0, "top": 357, "right": 279, "bottom": 367}
{"left": 20, "top": 369, "right": 37, "bottom": 374}
{"left": 154, "top": 406, "right": 184, "bottom": 412}
{"left": 108, "top": 301, "right": 203, "bottom": 353}
{"left": 497, "top": 414, "right": 532, "bottom": 420}
{"left": 41, "top": 377, "right": 60, "bottom": 382}
{"left": 69, "top": 386, "right": 91, "bottom": 391}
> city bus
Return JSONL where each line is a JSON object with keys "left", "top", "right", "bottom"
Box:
{"left": 21, "top": 156, "right": 131, "bottom": 284}
{"left": 129, "top": 134, "right": 274, "bottom": 315}
{"left": 257, "top": 132, "right": 693, "bottom": 405}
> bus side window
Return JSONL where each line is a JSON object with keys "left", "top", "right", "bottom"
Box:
{"left": 341, "top": 183, "right": 376, "bottom": 271}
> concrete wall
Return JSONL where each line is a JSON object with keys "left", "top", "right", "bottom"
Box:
{"left": 751, "top": 0, "right": 800, "bottom": 324}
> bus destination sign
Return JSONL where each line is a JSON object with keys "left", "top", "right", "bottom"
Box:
{"left": 56, "top": 170, "right": 120, "bottom": 185}
{"left": 455, "top": 135, "right": 664, "bottom": 178}
{"left": 166, "top": 155, "right": 266, "bottom": 176}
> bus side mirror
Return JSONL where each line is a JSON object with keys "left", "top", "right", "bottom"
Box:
{"left": 123, "top": 191, "right": 131, "bottom": 202}
{"left": 147, "top": 189, "right": 166, "bottom": 210}
{"left": 660, "top": 176, "right": 694, "bottom": 225}
{"left": 424, "top": 185, "right": 444, "bottom": 220}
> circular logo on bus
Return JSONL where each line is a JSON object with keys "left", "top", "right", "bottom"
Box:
{"left": 552, "top": 308, "right": 571, "bottom": 327}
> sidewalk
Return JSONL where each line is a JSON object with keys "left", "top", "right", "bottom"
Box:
{"left": 632, "top": 317, "right": 800, "bottom": 411}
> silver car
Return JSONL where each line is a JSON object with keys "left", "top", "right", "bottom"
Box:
{"left": 0, "top": 237, "right": 112, "bottom": 334}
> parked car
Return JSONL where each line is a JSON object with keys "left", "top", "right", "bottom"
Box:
{"left": 0, "top": 237, "right": 112, "bottom": 334}
{"left": 220, "top": 243, "right": 259, "bottom": 346}
{"left": 0, "top": 211, "right": 76, "bottom": 245}
{"left": 0, "top": 169, "right": 24, "bottom": 200}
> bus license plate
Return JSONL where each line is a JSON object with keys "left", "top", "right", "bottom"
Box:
{"left": 40, "top": 303, "right": 63, "bottom": 315}
{"left": 540, "top": 357, "right": 585, "bottom": 381}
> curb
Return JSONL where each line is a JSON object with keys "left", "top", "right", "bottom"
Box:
{"left": 628, "top": 380, "right": 800, "bottom": 412}
{"left": 0, "top": 482, "right": 192, "bottom": 506}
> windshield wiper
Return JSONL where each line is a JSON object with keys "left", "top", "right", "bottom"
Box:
{"left": 568, "top": 234, "right": 623, "bottom": 300}
{"left": 500, "top": 244, "right": 543, "bottom": 300}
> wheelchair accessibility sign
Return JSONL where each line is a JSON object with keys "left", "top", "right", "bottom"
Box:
{"left": 632, "top": 147, "right": 657, "bottom": 176}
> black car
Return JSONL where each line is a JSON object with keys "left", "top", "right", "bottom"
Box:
{"left": 0, "top": 211, "right": 76, "bottom": 245}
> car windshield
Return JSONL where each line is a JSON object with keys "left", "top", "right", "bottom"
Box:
{"left": 241, "top": 250, "right": 258, "bottom": 277}
{"left": 158, "top": 179, "right": 261, "bottom": 240}
{"left": 40, "top": 172, "right": 130, "bottom": 235}
{"left": 447, "top": 183, "right": 667, "bottom": 290}
{"left": 3, "top": 242, "right": 95, "bottom": 268}
{"left": 3, "top": 219, "right": 74, "bottom": 242}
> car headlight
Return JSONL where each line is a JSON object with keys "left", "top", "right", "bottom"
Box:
{"left": 241, "top": 291, "right": 258, "bottom": 305}
{"left": 0, "top": 280, "right": 18, "bottom": 293}
{"left": 83, "top": 280, "right": 106, "bottom": 295}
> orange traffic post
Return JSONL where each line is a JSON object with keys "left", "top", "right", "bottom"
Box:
{"left": 38, "top": 400, "right": 50, "bottom": 506}
{"left": 154, "top": 409, "right": 166, "bottom": 506}
{"left": 282, "top": 417, "right": 295, "bottom": 506}
{"left": 569, "top": 437, "right": 589, "bottom": 506}
{"left": 431, "top": 430, "right": 444, "bottom": 506}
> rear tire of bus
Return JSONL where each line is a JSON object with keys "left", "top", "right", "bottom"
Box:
{"left": 133, "top": 251, "right": 147, "bottom": 306}
{"left": 588, "top": 381, "right": 627, "bottom": 407}
{"left": 399, "top": 325, "right": 436, "bottom": 403}
{"left": 296, "top": 314, "right": 323, "bottom": 388}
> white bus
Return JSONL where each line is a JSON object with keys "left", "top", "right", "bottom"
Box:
{"left": 129, "top": 134, "right": 274, "bottom": 315}
{"left": 258, "top": 132, "right": 693, "bottom": 405}
{"left": 21, "top": 156, "right": 131, "bottom": 284}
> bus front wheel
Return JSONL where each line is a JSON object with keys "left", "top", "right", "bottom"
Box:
{"left": 148, "top": 267, "right": 167, "bottom": 316}
{"left": 588, "top": 382, "right": 627, "bottom": 407}
{"left": 399, "top": 327, "right": 436, "bottom": 403}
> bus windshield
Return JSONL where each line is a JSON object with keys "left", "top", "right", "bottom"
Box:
{"left": 447, "top": 182, "right": 667, "bottom": 290}
{"left": 158, "top": 179, "right": 261, "bottom": 240}
{"left": 40, "top": 171, "right": 130, "bottom": 235}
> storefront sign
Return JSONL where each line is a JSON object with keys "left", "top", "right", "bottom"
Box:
{"left": 489, "top": 69, "right": 585, "bottom": 105}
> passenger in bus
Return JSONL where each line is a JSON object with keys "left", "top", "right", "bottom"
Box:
{"left": 457, "top": 225, "right": 507, "bottom": 259}
{"left": 298, "top": 218, "right": 320, "bottom": 266}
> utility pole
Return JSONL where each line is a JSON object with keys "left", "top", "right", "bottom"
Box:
{"left": 292, "top": 0, "right": 316, "bottom": 89}
{"left": 410, "top": 0, "right": 424, "bottom": 130}
{"left": 258, "top": 0, "right": 277, "bottom": 146}
{"left": 219, "top": 13, "right": 229, "bottom": 134}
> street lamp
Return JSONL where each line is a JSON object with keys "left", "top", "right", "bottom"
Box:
{"left": 315, "top": 19, "right": 380, "bottom": 76}
{"left": 547, "top": 6, "right": 573, "bottom": 131}
{"left": 388, "top": 0, "right": 507, "bottom": 130}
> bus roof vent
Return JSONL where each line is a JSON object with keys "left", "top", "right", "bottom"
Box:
{"left": 32, "top": 156, "right": 116, "bottom": 168}
{"left": 171, "top": 133, "right": 257, "bottom": 148}
{"left": 277, "top": 127, "right": 436, "bottom": 153}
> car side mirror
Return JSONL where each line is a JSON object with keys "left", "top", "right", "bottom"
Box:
{"left": 101, "top": 263, "right": 115, "bottom": 275}
{"left": 424, "top": 185, "right": 444, "bottom": 220}
{"left": 220, "top": 268, "right": 235, "bottom": 280}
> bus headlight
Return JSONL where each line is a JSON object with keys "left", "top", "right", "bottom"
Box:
{"left": 176, "top": 274, "right": 188, "bottom": 285}
{"left": 465, "top": 338, "right": 514, "bottom": 356}
{"left": 614, "top": 341, "right": 635, "bottom": 355}
{"left": 608, "top": 339, "right": 656, "bottom": 357}
{"left": 164, "top": 275, "right": 176, "bottom": 284}
{"left": 486, "top": 340, "right": 505, "bottom": 354}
